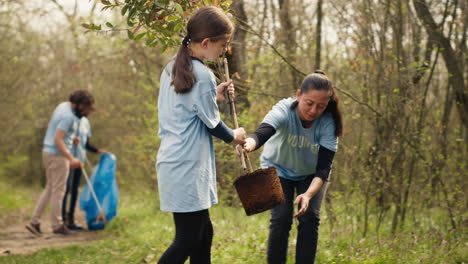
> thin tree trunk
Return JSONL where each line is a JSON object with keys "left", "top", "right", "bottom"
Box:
{"left": 278, "top": 0, "right": 301, "bottom": 88}
{"left": 413, "top": 0, "right": 467, "bottom": 130}
{"left": 227, "top": 0, "right": 249, "bottom": 109}
{"left": 363, "top": 187, "right": 370, "bottom": 237}
{"left": 314, "top": 0, "right": 323, "bottom": 70}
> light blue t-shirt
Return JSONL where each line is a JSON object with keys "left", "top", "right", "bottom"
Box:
{"left": 43, "top": 102, "right": 80, "bottom": 155}
{"left": 261, "top": 98, "right": 338, "bottom": 181}
{"left": 156, "top": 59, "right": 221, "bottom": 213}
{"left": 73, "top": 117, "right": 91, "bottom": 163}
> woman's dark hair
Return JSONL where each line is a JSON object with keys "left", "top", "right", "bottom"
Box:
{"left": 172, "top": 6, "right": 234, "bottom": 93}
{"left": 69, "top": 90, "right": 95, "bottom": 106}
{"left": 292, "top": 70, "right": 343, "bottom": 136}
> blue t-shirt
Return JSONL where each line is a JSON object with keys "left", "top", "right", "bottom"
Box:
{"left": 261, "top": 98, "right": 338, "bottom": 181}
{"left": 156, "top": 59, "right": 221, "bottom": 212}
{"left": 43, "top": 102, "right": 80, "bottom": 155}
{"left": 74, "top": 117, "right": 92, "bottom": 163}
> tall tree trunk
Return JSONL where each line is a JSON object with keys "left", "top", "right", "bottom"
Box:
{"left": 278, "top": 0, "right": 301, "bottom": 88}
{"left": 227, "top": 0, "right": 249, "bottom": 109}
{"left": 412, "top": 0, "right": 468, "bottom": 131}
{"left": 314, "top": 0, "right": 323, "bottom": 70}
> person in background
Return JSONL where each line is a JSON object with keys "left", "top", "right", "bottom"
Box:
{"left": 156, "top": 6, "right": 246, "bottom": 264}
{"left": 62, "top": 115, "right": 107, "bottom": 230}
{"left": 242, "top": 71, "right": 343, "bottom": 264}
{"left": 26, "top": 90, "right": 95, "bottom": 235}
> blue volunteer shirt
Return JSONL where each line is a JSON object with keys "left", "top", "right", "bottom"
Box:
{"left": 43, "top": 102, "right": 80, "bottom": 155}
{"left": 74, "top": 117, "right": 91, "bottom": 163}
{"left": 156, "top": 59, "right": 220, "bottom": 213}
{"left": 261, "top": 98, "right": 338, "bottom": 181}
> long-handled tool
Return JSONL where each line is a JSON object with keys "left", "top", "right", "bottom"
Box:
{"left": 78, "top": 146, "right": 107, "bottom": 225}
{"left": 223, "top": 58, "right": 253, "bottom": 173}
{"left": 80, "top": 164, "right": 107, "bottom": 224}
{"left": 223, "top": 58, "right": 285, "bottom": 216}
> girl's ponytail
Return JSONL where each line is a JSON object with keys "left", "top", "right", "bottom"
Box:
{"left": 171, "top": 7, "right": 234, "bottom": 94}
{"left": 172, "top": 37, "right": 195, "bottom": 94}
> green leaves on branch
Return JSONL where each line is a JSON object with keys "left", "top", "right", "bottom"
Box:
{"left": 82, "top": 23, "right": 102, "bottom": 30}
{"left": 82, "top": 0, "right": 232, "bottom": 50}
{"left": 121, "top": 0, "right": 232, "bottom": 49}
{"left": 100, "top": 0, "right": 122, "bottom": 11}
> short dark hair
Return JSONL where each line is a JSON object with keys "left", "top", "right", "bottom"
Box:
{"left": 69, "top": 90, "right": 95, "bottom": 106}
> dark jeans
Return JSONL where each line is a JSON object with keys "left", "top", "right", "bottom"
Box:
{"left": 267, "top": 176, "right": 328, "bottom": 264}
{"left": 62, "top": 168, "right": 82, "bottom": 225}
{"left": 158, "top": 209, "right": 213, "bottom": 264}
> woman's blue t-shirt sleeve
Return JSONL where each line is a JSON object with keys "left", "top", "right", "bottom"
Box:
{"left": 262, "top": 99, "right": 290, "bottom": 129}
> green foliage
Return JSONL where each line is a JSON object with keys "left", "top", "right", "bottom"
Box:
{"left": 0, "top": 182, "right": 34, "bottom": 213}
{"left": 0, "top": 154, "right": 28, "bottom": 179}
{"left": 81, "top": 23, "right": 102, "bottom": 30}
{"left": 1, "top": 192, "right": 466, "bottom": 263}
{"left": 85, "top": 0, "right": 233, "bottom": 50}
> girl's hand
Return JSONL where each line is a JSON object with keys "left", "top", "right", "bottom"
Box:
{"left": 293, "top": 193, "right": 313, "bottom": 218}
{"left": 216, "top": 80, "right": 234, "bottom": 101}
{"left": 235, "top": 144, "right": 243, "bottom": 157}
{"left": 232, "top": 127, "right": 246, "bottom": 145}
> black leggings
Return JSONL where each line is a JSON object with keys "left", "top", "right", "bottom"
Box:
{"left": 62, "top": 168, "right": 82, "bottom": 225}
{"left": 158, "top": 209, "right": 213, "bottom": 264}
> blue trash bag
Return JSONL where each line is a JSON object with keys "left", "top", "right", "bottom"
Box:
{"left": 80, "top": 153, "right": 118, "bottom": 230}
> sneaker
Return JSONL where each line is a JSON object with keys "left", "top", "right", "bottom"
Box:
{"left": 53, "top": 225, "right": 74, "bottom": 235}
{"left": 25, "top": 222, "right": 42, "bottom": 235}
{"left": 67, "top": 223, "right": 84, "bottom": 231}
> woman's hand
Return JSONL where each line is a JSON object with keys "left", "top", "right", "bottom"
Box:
{"left": 293, "top": 192, "right": 313, "bottom": 218}
{"left": 216, "top": 80, "right": 234, "bottom": 101}
{"left": 236, "top": 137, "right": 256, "bottom": 157}
{"left": 243, "top": 137, "right": 256, "bottom": 152}
{"left": 232, "top": 127, "right": 246, "bottom": 145}
{"left": 294, "top": 177, "right": 323, "bottom": 217}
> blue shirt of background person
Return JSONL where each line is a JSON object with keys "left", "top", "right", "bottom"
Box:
{"left": 43, "top": 102, "right": 80, "bottom": 155}
{"left": 261, "top": 98, "right": 338, "bottom": 180}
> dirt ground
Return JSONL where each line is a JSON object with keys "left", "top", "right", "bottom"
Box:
{"left": 0, "top": 207, "right": 102, "bottom": 256}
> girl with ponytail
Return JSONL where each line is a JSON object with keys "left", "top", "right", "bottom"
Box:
{"left": 242, "top": 71, "right": 343, "bottom": 264}
{"left": 156, "top": 6, "right": 246, "bottom": 264}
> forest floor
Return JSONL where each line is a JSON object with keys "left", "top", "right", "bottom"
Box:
{"left": 0, "top": 208, "right": 101, "bottom": 256}
{"left": 0, "top": 186, "right": 466, "bottom": 264}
